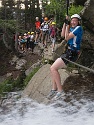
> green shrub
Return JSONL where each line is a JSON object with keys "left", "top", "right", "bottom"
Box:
{"left": 0, "top": 77, "right": 13, "bottom": 95}
{"left": 69, "top": 5, "right": 83, "bottom": 16}
{"left": 0, "top": 67, "right": 40, "bottom": 96}
{"left": 23, "top": 67, "right": 40, "bottom": 87}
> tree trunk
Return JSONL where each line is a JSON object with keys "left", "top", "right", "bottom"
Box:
{"left": 3, "top": 34, "right": 12, "bottom": 50}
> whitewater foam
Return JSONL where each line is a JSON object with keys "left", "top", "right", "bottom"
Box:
{"left": 0, "top": 97, "right": 94, "bottom": 125}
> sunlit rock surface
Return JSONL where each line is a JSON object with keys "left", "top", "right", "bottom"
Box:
{"left": 22, "top": 64, "right": 69, "bottom": 103}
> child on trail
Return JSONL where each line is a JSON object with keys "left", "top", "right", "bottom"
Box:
{"left": 18, "top": 35, "right": 22, "bottom": 50}
{"left": 26, "top": 32, "right": 31, "bottom": 50}
{"left": 30, "top": 32, "right": 35, "bottom": 53}
{"left": 47, "top": 14, "right": 83, "bottom": 100}
{"left": 21, "top": 35, "right": 27, "bottom": 51}
{"left": 50, "top": 22, "right": 57, "bottom": 52}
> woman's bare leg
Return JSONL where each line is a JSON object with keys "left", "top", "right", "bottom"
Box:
{"left": 50, "top": 58, "right": 67, "bottom": 92}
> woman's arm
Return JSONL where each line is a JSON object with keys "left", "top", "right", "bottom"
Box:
{"left": 61, "top": 15, "right": 72, "bottom": 39}
{"left": 61, "top": 23, "right": 66, "bottom": 37}
{"left": 65, "top": 25, "right": 75, "bottom": 41}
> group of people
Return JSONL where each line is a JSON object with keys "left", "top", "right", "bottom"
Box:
{"left": 18, "top": 31, "right": 35, "bottom": 53}
{"left": 34, "top": 15, "right": 58, "bottom": 52}
{"left": 17, "top": 15, "right": 58, "bottom": 53}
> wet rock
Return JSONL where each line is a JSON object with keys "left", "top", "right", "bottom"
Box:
{"left": 0, "top": 91, "right": 22, "bottom": 108}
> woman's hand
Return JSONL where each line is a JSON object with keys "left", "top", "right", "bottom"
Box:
{"left": 64, "top": 15, "right": 70, "bottom": 25}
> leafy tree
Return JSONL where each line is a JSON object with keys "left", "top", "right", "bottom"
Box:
{"left": 44, "top": 0, "right": 66, "bottom": 27}
{"left": 0, "top": 0, "right": 42, "bottom": 51}
{"left": 44, "top": 0, "right": 83, "bottom": 27}
{"left": 1, "top": 0, "right": 15, "bottom": 20}
{"left": 68, "top": 5, "right": 83, "bottom": 16}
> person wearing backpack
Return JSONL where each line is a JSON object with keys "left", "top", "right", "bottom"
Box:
{"left": 50, "top": 22, "right": 57, "bottom": 52}
{"left": 35, "top": 17, "right": 41, "bottom": 44}
{"left": 41, "top": 17, "right": 49, "bottom": 48}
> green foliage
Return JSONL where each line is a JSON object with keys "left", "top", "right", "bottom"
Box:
{"left": 45, "top": 0, "right": 65, "bottom": 27}
{"left": 0, "top": 75, "right": 25, "bottom": 95}
{"left": 0, "top": 66, "right": 40, "bottom": 96}
{"left": 45, "top": 0, "right": 65, "bottom": 16}
{"left": 68, "top": 5, "right": 83, "bottom": 16}
{"left": 0, "top": 77, "right": 13, "bottom": 95}
{"left": 23, "top": 67, "right": 40, "bottom": 87}
{"left": 0, "top": 19, "right": 16, "bottom": 31}
{"left": 0, "top": 19, "right": 26, "bottom": 33}
{"left": 44, "top": 1, "right": 83, "bottom": 27}
{"left": 0, "top": 72, "right": 25, "bottom": 95}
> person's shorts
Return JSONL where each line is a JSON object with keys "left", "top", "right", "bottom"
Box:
{"left": 43, "top": 30, "right": 49, "bottom": 35}
{"left": 50, "top": 37, "right": 56, "bottom": 43}
{"left": 60, "top": 49, "right": 78, "bottom": 65}
{"left": 36, "top": 29, "right": 40, "bottom": 34}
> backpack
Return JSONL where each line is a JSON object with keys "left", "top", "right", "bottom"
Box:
{"left": 42, "top": 22, "right": 49, "bottom": 31}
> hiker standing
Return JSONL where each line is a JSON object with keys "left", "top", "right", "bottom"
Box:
{"left": 18, "top": 35, "right": 22, "bottom": 50}
{"left": 47, "top": 14, "right": 83, "bottom": 100}
{"left": 35, "top": 17, "right": 41, "bottom": 44}
{"left": 26, "top": 32, "right": 31, "bottom": 50}
{"left": 50, "top": 22, "right": 57, "bottom": 52}
{"left": 41, "top": 17, "right": 49, "bottom": 48}
{"left": 40, "top": 13, "right": 45, "bottom": 42}
{"left": 30, "top": 32, "right": 35, "bottom": 53}
{"left": 21, "top": 35, "right": 26, "bottom": 51}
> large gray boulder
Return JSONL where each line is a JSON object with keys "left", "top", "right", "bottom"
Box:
{"left": 22, "top": 64, "right": 69, "bottom": 103}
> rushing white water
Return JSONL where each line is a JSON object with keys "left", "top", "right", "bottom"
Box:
{"left": 0, "top": 94, "right": 94, "bottom": 125}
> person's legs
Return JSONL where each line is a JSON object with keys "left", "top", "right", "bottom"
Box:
{"left": 31, "top": 42, "right": 34, "bottom": 52}
{"left": 42, "top": 32, "right": 45, "bottom": 45}
{"left": 51, "top": 37, "right": 56, "bottom": 52}
{"left": 35, "top": 32, "right": 39, "bottom": 43}
{"left": 44, "top": 33, "right": 47, "bottom": 47}
{"left": 26, "top": 41, "right": 29, "bottom": 50}
{"left": 39, "top": 30, "right": 42, "bottom": 42}
{"left": 50, "top": 58, "right": 67, "bottom": 92}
